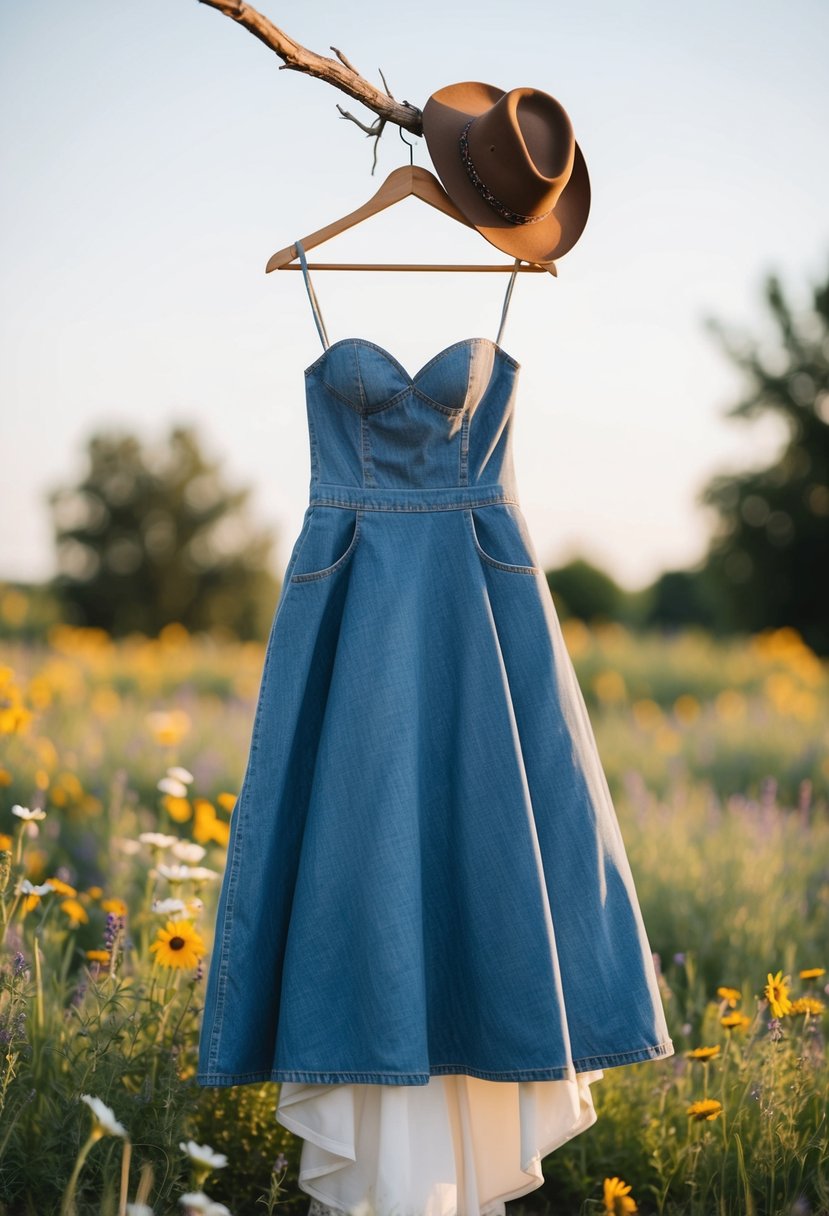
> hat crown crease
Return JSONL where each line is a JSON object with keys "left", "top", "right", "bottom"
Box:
{"left": 470, "top": 89, "right": 573, "bottom": 215}
{"left": 513, "top": 90, "right": 575, "bottom": 185}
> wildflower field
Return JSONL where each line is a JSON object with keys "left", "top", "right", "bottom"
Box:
{"left": 0, "top": 616, "right": 827, "bottom": 1216}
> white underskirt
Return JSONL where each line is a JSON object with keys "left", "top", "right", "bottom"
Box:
{"left": 276, "top": 1069, "right": 604, "bottom": 1216}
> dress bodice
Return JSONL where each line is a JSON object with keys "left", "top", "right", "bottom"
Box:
{"left": 294, "top": 241, "right": 524, "bottom": 495}
{"left": 303, "top": 336, "right": 521, "bottom": 493}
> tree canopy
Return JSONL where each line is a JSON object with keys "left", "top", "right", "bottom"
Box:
{"left": 49, "top": 425, "right": 278, "bottom": 638}
{"left": 698, "top": 260, "right": 829, "bottom": 654}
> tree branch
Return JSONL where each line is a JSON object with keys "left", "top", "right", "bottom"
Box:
{"left": 197, "top": 0, "right": 423, "bottom": 136}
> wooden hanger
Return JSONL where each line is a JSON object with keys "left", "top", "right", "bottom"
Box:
{"left": 266, "top": 151, "right": 556, "bottom": 277}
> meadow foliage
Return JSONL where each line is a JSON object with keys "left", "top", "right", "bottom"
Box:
{"left": 0, "top": 614, "right": 827, "bottom": 1215}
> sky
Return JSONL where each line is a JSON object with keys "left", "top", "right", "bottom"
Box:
{"left": 1, "top": 0, "right": 828, "bottom": 590}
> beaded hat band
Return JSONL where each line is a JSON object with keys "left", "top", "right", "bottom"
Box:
{"left": 458, "top": 119, "right": 554, "bottom": 226}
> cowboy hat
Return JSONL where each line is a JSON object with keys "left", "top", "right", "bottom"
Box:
{"left": 421, "top": 82, "right": 590, "bottom": 265}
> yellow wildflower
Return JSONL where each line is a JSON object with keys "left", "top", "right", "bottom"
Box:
{"left": 193, "top": 799, "right": 218, "bottom": 845}
{"left": 603, "top": 1176, "right": 638, "bottom": 1215}
{"left": 715, "top": 689, "right": 746, "bottom": 721}
{"left": 91, "top": 686, "right": 121, "bottom": 718}
{"left": 162, "top": 794, "right": 192, "bottom": 823}
{"left": 717, "top": 986, "right": 742, "bottom": 1007}
{"left": 0, "top": 588, "right": 28, "bottom": 625}
{"left": 60, "top": 898, "right": 89, "bottom": 926}
{"left": 673, "top": 693, "right": 701, "bottom": 724}
{"left": 24, "top": 851, "right": 47, "bottom": 881}
{"left": 632, "top": 699, "right": 662, "bottom": 729}
{"left": 687, "top": 1098, "right": 723, "bottom": 1121}
{"left": 45, "top": 876, "right": 77, "bottom": 898}
{"left": 101, "top": 897, "right": 128, "bottom": 917}
{"left": 86, "top": 949, "right": 111, "bottom": 964}
{"left": 721, "top": 1012, "right": 751, "bottom": 1031}
{"left": 146, "top": 709, "right": 191, "bottom": 748}
{"left": 210, "top": 819, "right": 230, "bottom": 847}
{"left": 0, "top": 833, "right": 12, "bottom": 851}
{"left": 216, "top": 791, "right": 237, "bottom": 813}
{"left": 561, "top": 618, "right": 590, "bottom": 656}
{"left": 799, "top": 967, "right": 825, "bottom": 981}
{"left": 159, "top": 621, "right": 190, "bottom": 646}
{"left": 149, "top": 919, "right": 206, "bottom": 969}
{"left": 765, "top": 970, "right": 793, "bottom": 1017}
{"left": 0, "top": 703, "right": 33, "bottom": 734}
{"left": 789, "top": 997, "right": 825, "bottom": 1016}
{"left": 0, "top": 766, "right": 12, "bottom": 787}
{"left": 685, "top": 1045, "right": 721, "bottom": 1061}
{"left": 593, "top": 670, "right": 626, "bottom": 705}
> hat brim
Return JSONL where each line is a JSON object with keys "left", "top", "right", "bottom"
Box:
{"left": 422, "top": 81, "right": 590, "bottom": 264}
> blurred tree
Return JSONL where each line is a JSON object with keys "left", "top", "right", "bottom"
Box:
{"left": 546, "top": 557, "right": 626, "bottom": 622}
{"left": 48, "top": 425, "right": 279, "bottom": 638}
{"left": 698, "top": 261, "right": 829, "bottom": 654}
{"left": 641, "top": 567, "right": 724, "bottom": 633}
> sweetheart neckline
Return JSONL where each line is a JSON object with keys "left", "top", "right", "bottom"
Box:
{"left": 303, "top": 336, "right": 521, "bottom": 385}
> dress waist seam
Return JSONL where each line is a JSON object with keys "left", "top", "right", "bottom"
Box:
{"left": 308, "top": 482, "right": 519, "bottom": 511}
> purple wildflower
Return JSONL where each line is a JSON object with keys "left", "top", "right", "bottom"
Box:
{"left": 768, "top": 1017, "right": 783, "bottom": 1042}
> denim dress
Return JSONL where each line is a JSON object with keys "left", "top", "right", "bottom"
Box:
{"left": 196, "top": 242, "right": 673, "bottom": 1211}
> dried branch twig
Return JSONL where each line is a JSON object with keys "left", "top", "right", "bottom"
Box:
{"left": 198, "top": 0, "right": 423, "bottom": 146}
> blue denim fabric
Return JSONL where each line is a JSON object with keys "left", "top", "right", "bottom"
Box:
{"left": 196, "top": 252, "right": 674, "bottom": 1088}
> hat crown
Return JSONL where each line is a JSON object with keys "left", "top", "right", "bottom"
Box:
{"left": 466, "top": 88, "right": 576, "bottom": 219}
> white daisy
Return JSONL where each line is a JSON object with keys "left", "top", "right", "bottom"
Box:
{"left": 157, "top": 777, "right": 189, "bottom": 798}
{"left": 167, "top": 766, "right": 194, "bottom": 784}
{"left": 178, "top": 1194, "right": 211, "bottom": 1213}
{"left": 184, "top": 867, "right": 220, "bottom": 883}
{"left": 156, "top": 863, "right": 220, "bottom": 883}
{"left": 11, "top": 805, "right": 47, "bottom": 821}
{"left": 156, "top": 863, "right": 196, "bottom": 882}
{"left": 178, "top": 1194, "right": 232, "bottom": 1215}
{"left": 179, "top": 1140, "right": 228, "bottom": 1170}
{"left": 171, "top": 841, "right": 207, "bottom": 864}
{"left": 80, "top": 1093, "right": 127, "bottom": 1138}
{"left": 139, "top": 832, "right": 179, "bottom": 849}
{"left": 152, "top": 897, "right": 188, "bottom": 916}
{"left": 16, "top": 879, "right": 54, "bottom": 896}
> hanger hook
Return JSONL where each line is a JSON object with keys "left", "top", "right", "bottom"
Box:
{"left": 399, "top": 125, "right": 415, "bottom": 166}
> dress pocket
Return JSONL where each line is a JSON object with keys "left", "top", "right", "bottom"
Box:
{"left": 466, "top": 504, "right": 540, "bottom": 575}
{"left": 290, "top": 507, "right": 363, "bottom": 583}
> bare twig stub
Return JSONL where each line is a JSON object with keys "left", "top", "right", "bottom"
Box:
{"left": 198, "top": 0, "right": 423, "bottom": 149}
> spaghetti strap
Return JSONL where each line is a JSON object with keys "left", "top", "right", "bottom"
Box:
{"left": 495, "top": 257, "right": 522, "bottom": 348}
{"left": 296, "top": 240, "right": 331, "bottom": 351}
